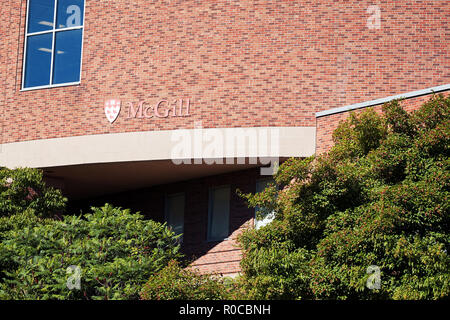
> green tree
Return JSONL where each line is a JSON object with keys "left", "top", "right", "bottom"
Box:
{"left": 0, "top": 204, "right": 182, "bottom": 300}
{"left": 0, "top": 167, "right": 66, "bottom": 218}
{"left": 238, "top": 95, "right": 450, "bottom": 299}
{"left": 140, "top": 260, "right": 241, "bottom": 300}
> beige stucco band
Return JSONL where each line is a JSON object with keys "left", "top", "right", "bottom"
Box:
{"left": 0, "top": 127, "right": 316, "bottom": 169}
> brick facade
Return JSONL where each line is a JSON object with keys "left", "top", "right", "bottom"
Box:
{"left": 1, "top": 0, "right": 449, "bottom": 144}
{"left": 1, "top": 1, "right": 449, "bottom": 276}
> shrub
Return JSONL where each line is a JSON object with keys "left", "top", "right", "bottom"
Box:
{"left": 140, "top": 260, "right": 240, "bottom": 300}
{"left": 0, "top": 167, "right": 66, "bottom": 218}
{"left": 0, "top": 204, "right": 182, "bottom": 300}
{"left": 238, "top": 95, "right": 450, "bottom": 300}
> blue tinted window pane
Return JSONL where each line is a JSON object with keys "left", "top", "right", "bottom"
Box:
{"left": 52, "top": 29, "right": 82, "bottom": 84}
{"left": 27, "top": 0, "right": 55, "bottom": 33}
{"left": 56, "top": 0, "right": 84, "bottom": 29}
{"left": 24, "top": 34, "right": 52, "bottom": 88}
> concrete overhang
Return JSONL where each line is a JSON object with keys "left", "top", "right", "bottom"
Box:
{"left": 0, "top": 126, "right": 316, "bottom": 199}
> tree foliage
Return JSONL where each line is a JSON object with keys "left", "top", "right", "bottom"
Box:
{"left": 0, "top": 204, "right": 181, "bottom": 300}
{"left": 140, "top": 260, "right": 241, "bottom": 300}
{"left": 0, "top": 167, "right": 66, "bottom": 218}
{"left": 238, "top": 95, "right": 450, "bottom": 299}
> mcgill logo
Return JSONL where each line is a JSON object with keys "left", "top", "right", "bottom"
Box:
{"left": 105, "top": 98, "right": 191, "bottom": 124}
{"left": 104, "top": 99, "right": 121, "bottom": 124}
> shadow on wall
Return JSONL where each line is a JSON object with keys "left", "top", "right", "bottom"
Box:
{"left": 65, "top": 167, "right": 262, "bottom": 276}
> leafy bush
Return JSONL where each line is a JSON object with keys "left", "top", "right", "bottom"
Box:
{"left": 0, "top": 167, "right": 66, "bottom": 217}
{"left": 238, "top": 95, "right": 450, "bottom": 299}
{"left": 0, "top": 204, "right": 182, "bottom": 300}
{"left": 140, "top": 260, "right": 242, "bottom": 300}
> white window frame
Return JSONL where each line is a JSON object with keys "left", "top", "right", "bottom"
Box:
{"left": 207, "top": 185, "right": 231, "bottom": 242}
{"left": 21, "top": 0, "right": 86, "bottom": 91}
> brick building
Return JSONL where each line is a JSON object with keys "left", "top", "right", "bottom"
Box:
{"left": 0, "top": 0, "right": 449, "bottom": 276}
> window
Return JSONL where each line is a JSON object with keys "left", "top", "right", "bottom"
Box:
{"left": 165, "top": 193, "right": 185, "bottom": 240}
{"left": 255, "top": 179, "right": 275, "bottom": 229}
{"left": 207, "top": 186, "right": 230, "bottom": 241}
{"left": 22, "top": 0, "right": 85, "bottom": 90}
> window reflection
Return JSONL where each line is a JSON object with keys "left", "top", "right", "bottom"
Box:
{"left": 53, "top": 29, "right": 83, "bottom": 84}
{"left": 27, "top": 0, "right": 54, "bottom": 33}
{"left": 24, "top": 0, "right": 85, "bottom": 89}
{"left": 56, "top": 0, "right": 84, "bottom": 29}
{"left": 24, "top": 33, "right": 52, "bottom": 88}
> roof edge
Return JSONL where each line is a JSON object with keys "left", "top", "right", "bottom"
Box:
{"left": 316, "top": 83, "right": 450, "bottom": 118}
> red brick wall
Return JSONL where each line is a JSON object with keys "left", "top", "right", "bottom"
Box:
{"left": 315, "top": 92, "right": 449, "bottom": 154}
{"left": 2, "top": 0, "right": 449, "bottom": 277}
{"left": 75, "top": 167, "right": 261, "bottom": 276}
{"left": 1, "top": 0, "right": 449, "bottom": 144}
